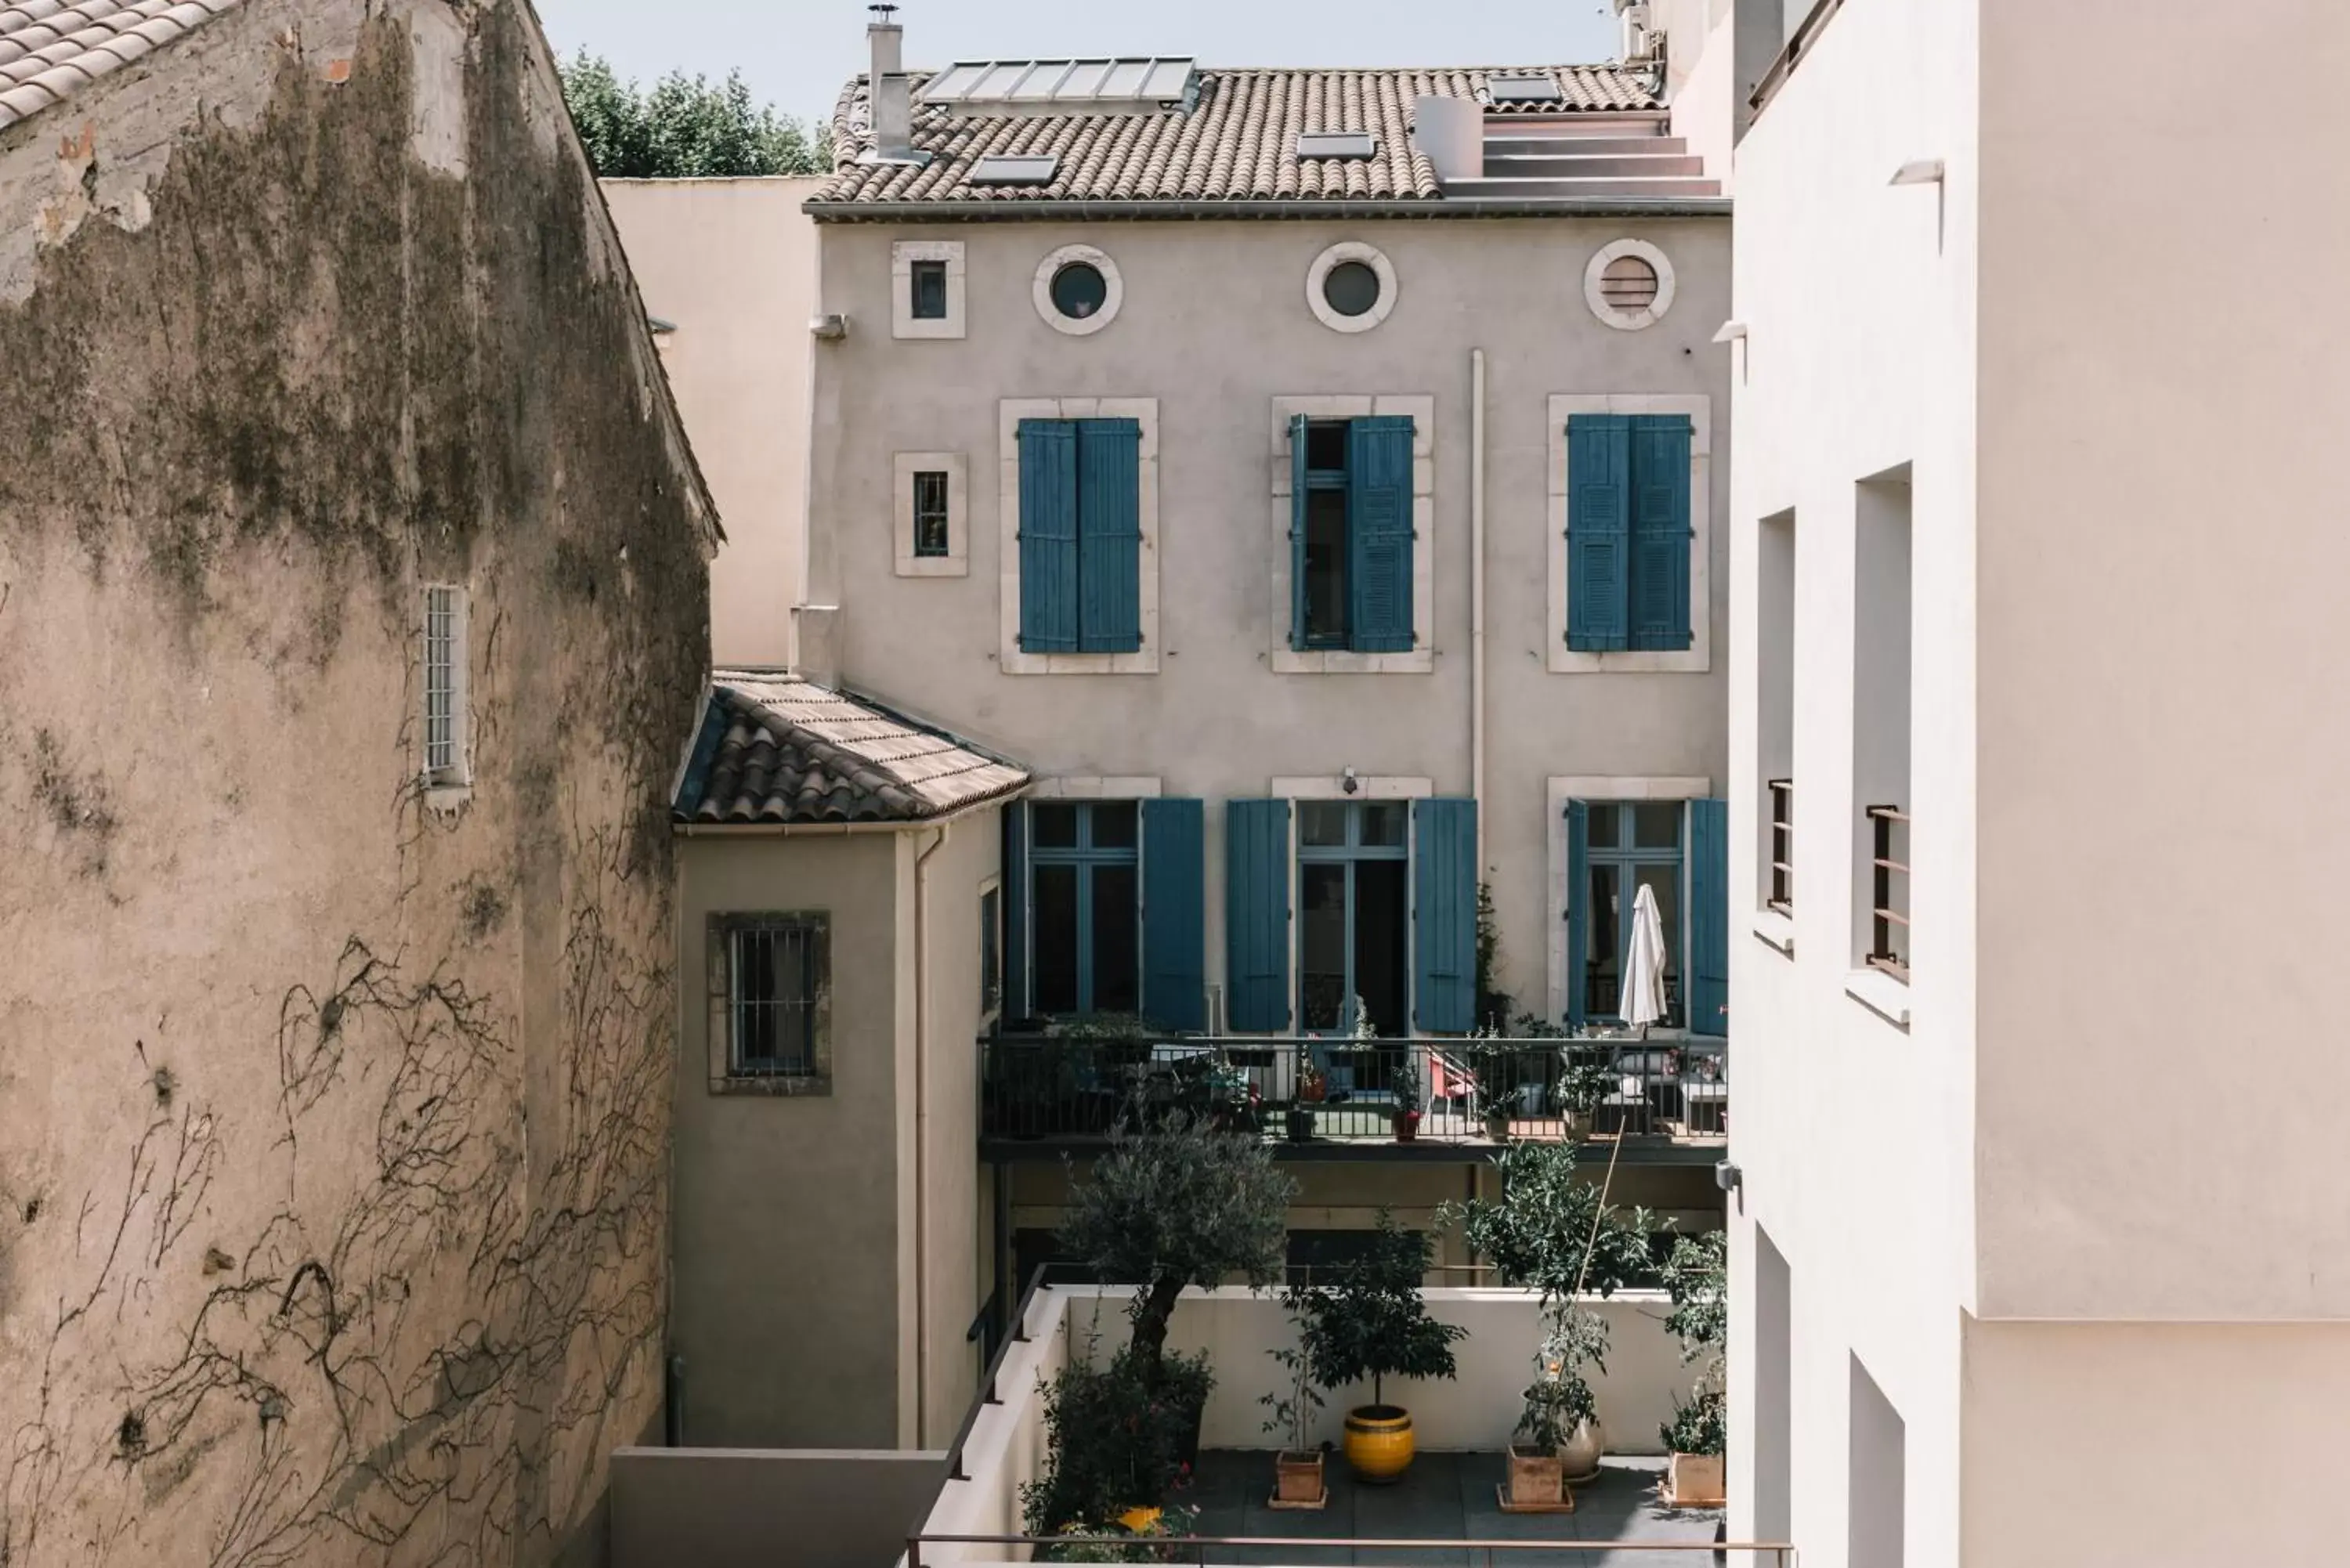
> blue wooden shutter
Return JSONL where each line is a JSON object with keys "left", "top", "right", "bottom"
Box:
{"left": 1141, "top": 798, "right": 1206, "bottom": 1032}
{"left": 1566, "top": 416, "right": 1631, "bottom": 652}
{"left": 1289, "top": 414, "right": 1311, "bottom": 652}
{"left": 1003, "top": 801, "right": 1031, "bottom": 1024}
{"left": 1412, "top": 797, "right": 1477, "bottom": 1034}
{"left": 1018, "top": 421, "right": 1079, "bottom": 652}
{"left": 1689, "top": 797, "right": 1728, "bottom": 1036}
{"left": 1224, "top": 799, "right": 1292, "bottom": 1032}
{"left": 1346, "top": 415, "right": 1415, "bottom": 652}
{"left": 1564, "top": 799, "right": 1590, "bottom": 1029}
{"left": 1076, "top": 417, "right": 1143, "bottom": 652}
{"left": 1629, "top": 416, "right": 1694, "bottom": 651}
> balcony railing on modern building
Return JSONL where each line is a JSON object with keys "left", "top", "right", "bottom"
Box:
{"left": 1867, "top": 803, "right": 1910, "bottom": 981}
{"left": 1767, "top": 778, "right": 1795, "bottom": 912}
{"left": 979, "top": 1032, "right": 1726, "bottom": 1153}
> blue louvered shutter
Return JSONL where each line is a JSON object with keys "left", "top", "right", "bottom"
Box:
{"left": 1003, "top": 802, "right": 1031, "bottom": 1024}
{"left": 1689, "top": 797, "right": 1728, "bottom": 1036}
{"left": 1346, "top": 415, "right": 1415, "bottom": 652}
{"left": 1076, "top": 417, "right": 1143, "bottom": 652}
{"left": 1564, "top": 799, "right": 1590, "bottom": 1030}
{"left": 1224, "top": 800, "right": 1292, "bottom": 1032}
{"left": 1018, "top": 421, "right": 1079, "bottom": 652}
{"left": 1412, "top": 797, "right": 1477, "bottom": 1034}
{"left": 1141, "top": 799, "right": 1206, "bottom": 1032}
{"left": 1630, "top": 416, "right": 1694, "bottom": 651}
{"left": 1567, "top": 416, "right": 1631, "bottom": 652}
{"left": 1289, "top": 414, "right": 1311, "bottom": 652}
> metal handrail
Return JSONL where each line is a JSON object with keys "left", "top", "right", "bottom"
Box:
{"left": 909, "top": 1532, "right": 1796, "bottom": 1568}
{"left": 1766, "top": 779, "right": 1795, "bottom": 912}
{"left": 1867, "top": 803, "right": 1910, "bottom": 980}
{"left": 1748, "top": 0, "right": 1851, "bottom": 117}
{"left": 937, "top": 1261, "right": 1056, "bottom": 1484}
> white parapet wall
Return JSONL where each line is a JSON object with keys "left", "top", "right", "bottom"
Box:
{"left": 913, "top": 1284, "right": 1698, "bottom": 1567}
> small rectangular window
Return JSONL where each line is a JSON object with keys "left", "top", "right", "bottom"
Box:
{"left": 913, "top": 469, "right": 951, "bottom": 557}
{"left": 910, "top": 259, "right": 949, "bottom": 320}
{"left": 728, "top": 917, "right": 826, "bottom": 1076}
{"left": 422, "top": 584, "right": 466, "bottom": 785}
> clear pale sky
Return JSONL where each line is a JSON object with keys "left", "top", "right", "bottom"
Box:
{"left": 533, "top": 0, "right": 1625, "bottom": 127}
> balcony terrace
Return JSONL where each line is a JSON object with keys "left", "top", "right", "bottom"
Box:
{"left": 980, "top": 1035, "right": 1728, "bottom": 1163}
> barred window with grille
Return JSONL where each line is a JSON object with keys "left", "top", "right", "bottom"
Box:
{"left": 723, "top": 916, "right": 827, "bottom": 1079}
{"left": 422, "top": 584, "right": 467, "bottom": 785}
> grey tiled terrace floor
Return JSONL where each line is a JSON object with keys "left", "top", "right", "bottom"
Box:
{"left": 1175, "top": 1451, "right": 1733, "bottom": 1567}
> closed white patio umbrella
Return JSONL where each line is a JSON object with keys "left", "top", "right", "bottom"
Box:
{"left": 1622, "top": 882, "right": 1670, "bottom": 1032}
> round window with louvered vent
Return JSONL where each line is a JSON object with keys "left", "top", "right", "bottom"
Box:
{"left": 1583, "top": 239, "right": 1676, "bottom": 331}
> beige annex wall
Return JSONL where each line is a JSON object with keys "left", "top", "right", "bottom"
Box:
{"left": 604, "top": 177, "right": 822, "bottom": 670}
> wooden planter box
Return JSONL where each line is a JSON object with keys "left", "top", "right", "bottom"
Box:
{"left": 1503, "top": 1445, "right": 1567, "bottom": 1508}
{"left": 1665, "top": 1452, "right": 1726, "bottom": 1507}
{"left": 1270, "top": 1451, "right": 1326, "bottom": 1509}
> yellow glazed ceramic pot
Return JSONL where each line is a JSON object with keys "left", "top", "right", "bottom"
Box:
{"left": 1342, "top": 1406, "right": 1415, "bottom": 1483}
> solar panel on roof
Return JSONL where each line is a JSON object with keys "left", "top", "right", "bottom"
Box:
{"left": 968, "top": 154, "right": 1061, "bottom": 186}
{"left": 919, "top": 57, "right": 1199, "bottom": 112}
{"left": 1486, "top": 73, "right": 1564, "bottom": 102}
{"left": 1296, "top": 130, "right": 1376, "bottom": 161}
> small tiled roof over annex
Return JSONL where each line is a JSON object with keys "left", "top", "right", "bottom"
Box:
{"left": 674, "top": 673, "right": 1030, "bottom": 827}
{"left": 0, "top": 0, "right": 244, "bottom": 134}
{"left": 815, "top": 64, "right": 1658, "bottom": 208}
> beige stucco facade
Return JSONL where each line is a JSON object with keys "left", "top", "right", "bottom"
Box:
{"left": 604, "top": 177, "right": 822, "bottom": 670}
{"left": 671, "top": 815, "right": 1000, "bottom": 1451}
{"left": 0, "top": 4, "right": 713, "bottom": 1565}
{"left": 1699, "top": 1, "right": 2350, "bottom": 1563}
{"left": 805, "top": 214, "right": 1734, "bottom": 1021}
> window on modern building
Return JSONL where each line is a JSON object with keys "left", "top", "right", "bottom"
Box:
{"left": 1289, "top": 415, "right": 1415, "bottom": 652}
{"left": 1564, "top": 798, "right": 1728, "bottom": 1035}
{"left": 913, "top": 469, "right": 951, "bottom": 558}
{"left": 1759, "top": 508, "right": 1797, "bottom": 913}
{"left": 1030, "top": 803, "right": 1141, "bottom": 1017}
{"left": 723, "top": 915, "right": 827, "bottom": 1077}
{"left": 421, "top": 583, "right": 468, "bottom": 786}
{"left": 1298, "top": 800, "right": 1410, "bottom": 1038}
{"left": 1016, "top": 418, "right": 1144, "bottom": 653}
{"left": 1565, "top": 413, "right": 1694, "bottom": 652}
{"left": 980, "top": 883, "right": 1002, "bottom": 1021}
{"left": 1853, "top": 467, "right": 1912, "bottom": 980}
{"left": 909, "top": 258, "right": 949, "bottom": 320}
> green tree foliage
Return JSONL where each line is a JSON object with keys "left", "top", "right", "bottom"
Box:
{"left": 1289, "top": 1211, "right": 1466, "bottom": 1411}
{"left": 1442, "top": 1139, "right": 1657, "bottom": 1308}
{"left": 558, "top": 50, "right": 830, "bottom": 178}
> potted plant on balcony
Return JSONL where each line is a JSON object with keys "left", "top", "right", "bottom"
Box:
{"left": 1555, "top": 1057, "right": 1614, "bottom": 1142}
{"left": 1392, "top": 1058, "right": 1423, "bottom": 1143}
{"left": 1289, "top": 1210, "right": 1466, "bottom": 1484}
{"left": 1658, "top": 1230, "right": 1729, "bottom": 1507}
{"left": 1058, "top": 1112, "right": 1296, "bottom": 1468}
{"left": 1508, "top": 1302, "right": 1610, "bottom": 1506}
{"left": 1258, "top": 1286, "right": 1328, "bottom": 1508}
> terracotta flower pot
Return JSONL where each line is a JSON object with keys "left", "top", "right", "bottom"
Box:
{"left": 1273, "top": 1450, "right": 1325, "bottom": 1505}
{"left": 1394, "top": 1109, "right": 1421, "bottom": 1143}
{"left": 1506, "top": 1444, "right": 1564, "bottom": 1506}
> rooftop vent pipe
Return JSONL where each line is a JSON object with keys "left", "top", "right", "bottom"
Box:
{"left": 864, "top": 4, "right": 927, "bottom": 165}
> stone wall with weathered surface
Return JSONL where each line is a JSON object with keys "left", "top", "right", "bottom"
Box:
{"left": 0, "top": 3, "right": 714, "bottom": 1565}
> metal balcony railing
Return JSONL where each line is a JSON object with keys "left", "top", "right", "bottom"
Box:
{"left": 978, "top": 1033, "right": 1727, "bottom": 1148}
{"left": 1767, "top": 778, "right": 1795, "bottom": 913}
{"left": 1867, "top": 803, "right": 1910, "bottom": 981}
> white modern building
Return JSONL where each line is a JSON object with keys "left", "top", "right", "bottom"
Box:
{"left": 1658, "top": 1, "right": 2350, "bottom": 1564}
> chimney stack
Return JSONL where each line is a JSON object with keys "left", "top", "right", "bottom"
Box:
{"left": 868, "top": 4, "right": 915, "bottom": 162}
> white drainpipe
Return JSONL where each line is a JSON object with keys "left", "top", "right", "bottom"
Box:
{"left": 1471, "top": 348, "right": 1489, "bottom": 880}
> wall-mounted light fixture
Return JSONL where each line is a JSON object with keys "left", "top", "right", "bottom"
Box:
{"left": 1889, "top": 157, "right": 1945, "bottom": 187}
{"left": 1342, "top": 767, "right": 1361, "bottom": 796}
{"left": 809, "top": 313, "right": 849, "bottom": 341}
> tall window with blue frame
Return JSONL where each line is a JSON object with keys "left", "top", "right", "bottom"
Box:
{"left": 1297, "top": 801, "right": 1409, "bottom": 1038}
{"left": 1566, "top": 414, "right": 1694, "bottom": 652}
{"left": 1029, "top": 803, "right": 1139, "bottom": 1017}
{"left": 1290, "top": 415, "right": 1415, "bottom": 652}
{"left": 1564, "top": 797, "right": 1730, "bottom": 1035}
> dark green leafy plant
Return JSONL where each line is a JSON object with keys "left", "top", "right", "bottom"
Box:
{"left": 1517, "top": 1304, "right": 1609, "bottom": 1454}
{"left": 1661, "top": 1386, "right": 1727, "bottom": 1457}
{"left": 1291, "top": 1212, "right": 1466, "bottom": 1414}
{"left": 1474, "top": 881, "right": 1513, "bottom": 1028}
{"left": 1658, "top": 1230, "right": 1728, "bottom": 1456}
{"left": 1058, "top": 1115, "right": 1295, "bottom": 1388}
{"left": 1259, "top": 1286, "right": 1326, "bottom": 1455}
{"left": 558, "top": 50, "right": 830, "bottom": 178}
{"left": 1441, "top": 1140, "right": 1656, "bottom": 1308}
{"left": 1020, "top": 1344, "right": 1207, "bottom": 1534}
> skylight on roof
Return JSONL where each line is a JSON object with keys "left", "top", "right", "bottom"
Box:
{"left": 1296, "top": 131, "right": 1376, "bottom": 161}
{"left": 1485, "top": 73, "right": 1564, "bottom": 103}
{"left": 968, "top": 154, "right": 1061, "bottom": 186}
{"left": 920, "top": 58, "right": 1200, "bottom": 115}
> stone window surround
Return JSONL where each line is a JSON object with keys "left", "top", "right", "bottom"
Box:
{"left": 1583, "top": 237, "right": 1677, "bottom": 331}
{"left": 1268, "top": 395, "right": 1436, "bottom": 674}
{"left": 1545, "top": 775, "right": 1711, "bottom": 1028}
{"left": 706, "top": 910, "right": 833, "bottom": 1097}
{"left": 892, "top": 239, "right": 965, "bottom": 340}
{"left": 1032, "top": 243, "right": 1124, "bottom": 336}
{"left": 893, "top": 451, "right": 968, "bottom": 577}
{"left": 997, "top": 397, "right": 1161, "bottom": 674}
{"left": 1547, "top": 393, "right": 1713, "bottom": 675}
{"left": 1306, "top": 240, "right": 1398, "bottom": 334}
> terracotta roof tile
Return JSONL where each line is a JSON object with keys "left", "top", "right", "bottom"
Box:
{"left": 0, "top": 0, "right": 241, "bottom": 134}
{"left": 674, "top": 673, "right": 1030, "bottom": 827}
{"left": 814, "top": 63, "right": 1658, "bottom": 208}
